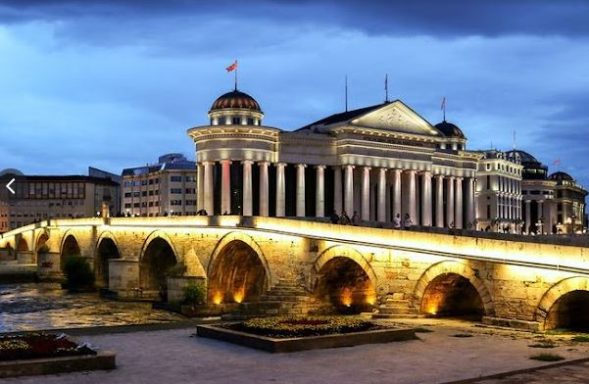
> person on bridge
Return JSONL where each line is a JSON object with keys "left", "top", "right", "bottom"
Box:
{"left": 393, "top": 213, "right": 401, "bottom": 229}
{"left": 330, "top": 210, "right": 340, "bottom": 224}
{"left": 403, "top": 213, "right": 412, "bottom": 229}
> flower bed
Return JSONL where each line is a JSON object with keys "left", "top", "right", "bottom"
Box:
{"left": 226, "top": 316, "right": 376, "bottom": 338}
{"left": 197, "top": 317, "right": 416, "bottom": 352}
{"left": 0, "top": 333, "right": 96, "bottom": 362}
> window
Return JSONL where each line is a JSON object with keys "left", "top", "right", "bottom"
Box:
{"left": 170, "top": 188, "right": 182, "bottom": 194}
{"left": 185, "top": 176, "right": 196, "bottom": 182}
{"left": 133, "top": 192, "right": 140, "bottom": 197}
{"left": 124, "top": 192, "right": 132, "bottom": 198}
{"left": 247, "top": 118, "right": 254, "bottom": 125}
{"left": 232, "top": 117, "right": 241, "bottom": 125}
{"left": 170, "top": 176, "right": 182, "bottom": 182}
{"left": 185, "top": 188, "right": 196, "bottom": 194}
{"left": 486, "top": 175, "right": 490, "bottom": 190}
{"left": 170, "top": 200, "right": 183, "bottom": 206}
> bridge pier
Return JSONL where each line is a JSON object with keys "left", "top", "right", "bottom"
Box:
{"left": 108, "top": 259, "right": 140, "bottom": 299}
{"left": 37, "top": 251, "right": 63, "bottom": 281}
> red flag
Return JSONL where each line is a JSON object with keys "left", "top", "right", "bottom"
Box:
{"left": 226, "top": 60, "right": 238, "bottom": 72}
{"left": 553, "top": 158, "right": 561, "bottom": 166}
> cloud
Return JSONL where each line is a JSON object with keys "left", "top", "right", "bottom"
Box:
{"left": 1, "top": 0, "right": 589, "bottom": 44}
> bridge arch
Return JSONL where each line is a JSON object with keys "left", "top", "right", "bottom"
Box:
{"left": 95, "top": 232, "right": 121, "bottom": 288}
{"left": 16, "top": 236, "right": 29, "bottom": 252}
{"left": 413, "top": 260, "right": 494, "bottom": 319}
{"left": 139, "top": 232, "right": 179, "bottom": 299}
{"left": 313, "top": 245, "right": 377, "bottom": 313}
{"left": 207, "top": 232, "right": 270, "bottom": 304}
{"left": 60, "top": 233, "right": 82, "bottom": 271}
{"left": 536, "top": 276, "right": 589, "bottom": 331}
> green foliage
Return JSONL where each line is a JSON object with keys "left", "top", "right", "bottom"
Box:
{"left": 234, "top": 316, "right": 375, "bottom": 338}
{"left": 183, "top": 281, "right": 206, "bottom": 307}
{"left": 37, "top": 244, "right": 50, "bottom": 254}
{"left": 571, "top": 335, "right": 589, "bottom": 343}
{"left": 529, "top": 340, "right": 556, "bottom": 349}
{"left": 530, "top": 353, "right": 565, "bottom": 362}
{"left": 63, "top": 256, "right": 95, "bottom": 290}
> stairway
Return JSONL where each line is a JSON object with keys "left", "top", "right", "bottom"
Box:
{"left": 373, "top": 297, "right": 419, "bottom": 319}
{"left": 224, "top": 278, "right": 320, "bottom": 319}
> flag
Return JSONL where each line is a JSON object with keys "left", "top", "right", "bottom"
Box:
{"left": 226, "top": 60, "right": 238, "bottom": 72}
{"left": 441, "top": 97, "right": 446, "bottom": 111}
{"left": 553, "top": 158, "right": 561, "bottom": 166}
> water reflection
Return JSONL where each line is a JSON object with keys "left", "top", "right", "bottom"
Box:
{"left": 0, "top": 283, "right": 185, "bottom": 333}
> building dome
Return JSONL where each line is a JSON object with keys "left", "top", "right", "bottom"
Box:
{"left": 549, "top": 171, "right": 574, "bottom": 182}
{"left": 210, "top": 90, "right": 261, "bottom": 112}
{"left": 435, "top": 121, "right": 466, "bottom": 139}
{"left": 505, "top": 150, "right": 539, "bottom": 165}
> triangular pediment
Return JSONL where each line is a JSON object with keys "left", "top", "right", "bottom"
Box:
{"left": 350, "top": 100, "right": 441, "bottom": 137}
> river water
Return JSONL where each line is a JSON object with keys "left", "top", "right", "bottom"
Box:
{"left": 0, "top": 283, "right": 186, "bottom": 333}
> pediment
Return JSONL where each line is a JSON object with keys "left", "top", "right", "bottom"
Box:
{"left": 350, "top": 101, "right": 441, "bottom": 137}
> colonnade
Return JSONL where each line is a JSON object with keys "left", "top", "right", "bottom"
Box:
{"left": 196, "top": 161, "right": 476, "bottom": 228}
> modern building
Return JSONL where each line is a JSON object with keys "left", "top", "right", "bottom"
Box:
{"left": 0, "top": 201, "right": 8, "bottom": 233}
{"left": 506, "top": 150, "right": 587, "bottom": 234}
{"left": 0, "top": 169, "right": 120, "bottom": 231}
{"left": 121, "top": 154, "right": 197, "bottom": 217}
{"left": 188, "top": 89, "right": 481, "bottom": 228}
{"left": 475, "top": 149, "right": 523, "bottom": 233}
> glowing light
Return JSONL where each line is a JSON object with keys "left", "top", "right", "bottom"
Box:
{"left": 365, "top": 290, "right": 377, "bottom": 305}
{"left": 341, "top": 287, "right": 353, "bottom": 307}
{"left": 212, "top": 291, "right": 223, "bottom": 305}
{"left": 233, "top": 287, "right": 245, "bottom": 303}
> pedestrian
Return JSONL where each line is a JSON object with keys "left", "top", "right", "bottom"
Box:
{"left": 403, "top": 213, "right": 412, "bottom": 229}
{"left": 351, "top": 211, "right": 360, "bottom": 225}
{"left": 393, "top": 213, "right": 401, "bottom": 229}
{"left": 330, "top": 210, "right": 339, "bottom": 224}
{"left": 340, "top": 210, "right": 351, "bottom": 225}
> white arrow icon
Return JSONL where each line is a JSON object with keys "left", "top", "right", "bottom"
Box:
{"left": 6, "top": 178, "right": 15, "bottom": 194}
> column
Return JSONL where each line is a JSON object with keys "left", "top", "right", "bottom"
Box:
{"left": 446, "top": 176, "right": 455, "bottom": 227}
{"left": 465, "top": 177, "right": 475, "bottom": 229}
{"left": 421, "top": 171, "right": 432, "bottom": 226}
{"left": 377, "top": 168, "right": 387, "bottom": 222}
{"left": 315, "top": 165, "right": 325, "bottom": 217}
{"left": 259, "top": 161, "right": 269, "bottom": 216}
{"left": 393, "top": 169, "right": 402, "bottom": 218}
{"left": 203, "top": 161, "right": 214, "bottom": 215}
{"left": 455, "top": 177, "right": 463, "bottom": 229}
{"left": 242, "top": 160, "right": 253, "bottom": 216}
{"left": 435, "top": 175, "right": 444, "bottom": 228}
{"left": 221, "top": 160, "right": 231, "bottom": 215}
{"left": 196, "top": 163, "right": 204, "bottom": 211}
{"left": 333, "top": 166, "right": 342, "bottom": 215}
{"left": 344, "top": 165, "right": 354, "bottom": 215}
{"left": 525, "top": 200, "right": 531, "bottom": 234}
{"left": 407, "top": 170, "right": 417, "bottom": 223}
{"left": 296, "top": 164, "right": 306, "bottom": 217}
{"left": 361, "top": 166, "right": 371, "bottom": 221}
{"left": 275, "top": 163, "right": 286, "bottom": 217}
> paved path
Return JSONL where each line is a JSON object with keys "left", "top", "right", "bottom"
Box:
{"left": 3, "top": 319, "right": 589, "bottom": 384}
{"left": 472, "top": 361, "right": 589, "bottom": 383}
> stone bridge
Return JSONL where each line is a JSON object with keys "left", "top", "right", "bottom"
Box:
{"left": 1, "top": 216, "right": 589, "bottom": 331}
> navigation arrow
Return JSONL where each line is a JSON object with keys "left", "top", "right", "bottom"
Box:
{"left": 6, "top": 178, "right": 15, "bottom": 194}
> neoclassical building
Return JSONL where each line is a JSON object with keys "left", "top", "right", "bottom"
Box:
{"left": 188, "top": 89, "right": 480, "bottom": 228}
{"left": 506, "top": 150, "right": 587, "bottom": 234}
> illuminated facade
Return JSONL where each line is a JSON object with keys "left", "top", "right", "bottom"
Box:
{"left": 188, "top": 89, "right": 480, "bottom": 228}
{"left": 475, "top": 150, "right": 523, "bottom": 233}
{"left": 121, "top": 154, "right": 197, "bottom": 217}
{"left": 506, "top": 150, "right": 587, "bottom": 234}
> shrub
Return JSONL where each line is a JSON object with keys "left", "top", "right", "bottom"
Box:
{"left": 63, "top": 256, "right": 95, "bottom": 290}
{"left": 183, "top": 281, "right": 206, "bottom": 307}
{"left": 232, "top": 316, "right": 375, "bottom": 338}
{"left": 572, "top": 335, "right": 589, "bottom": 343}
{"left": 530, "top": 353, "right": 565, "bottom": 362}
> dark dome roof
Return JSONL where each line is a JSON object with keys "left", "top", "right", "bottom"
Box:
{"left": 210, "top": 90, "right": 261, "bottom": 112}
{"left": 549, "top": 171, "right": 574, "bottom": 181}
{"left": 435, "top": 120, "right": 465, "bottom": 139}
{"left": 505, "top": 150, "right": 539, "bottom": 164}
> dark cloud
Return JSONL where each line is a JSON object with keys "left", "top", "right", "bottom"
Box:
{"left": 1, "top": 0, "right": 589, "bottom": 40}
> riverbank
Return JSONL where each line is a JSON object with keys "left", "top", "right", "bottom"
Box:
{"left": 0, "top": 283, "right": 186, "bottom": 333}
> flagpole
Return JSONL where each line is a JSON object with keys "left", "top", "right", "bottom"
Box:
{"left": 345, "top": 75, "right": 348, "bottom": 112}
{"left": 234, "top": 60, "right": 238, "bottom": 91}
{"left": 385, "top": 74, "right": 389, "bottom": 103}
